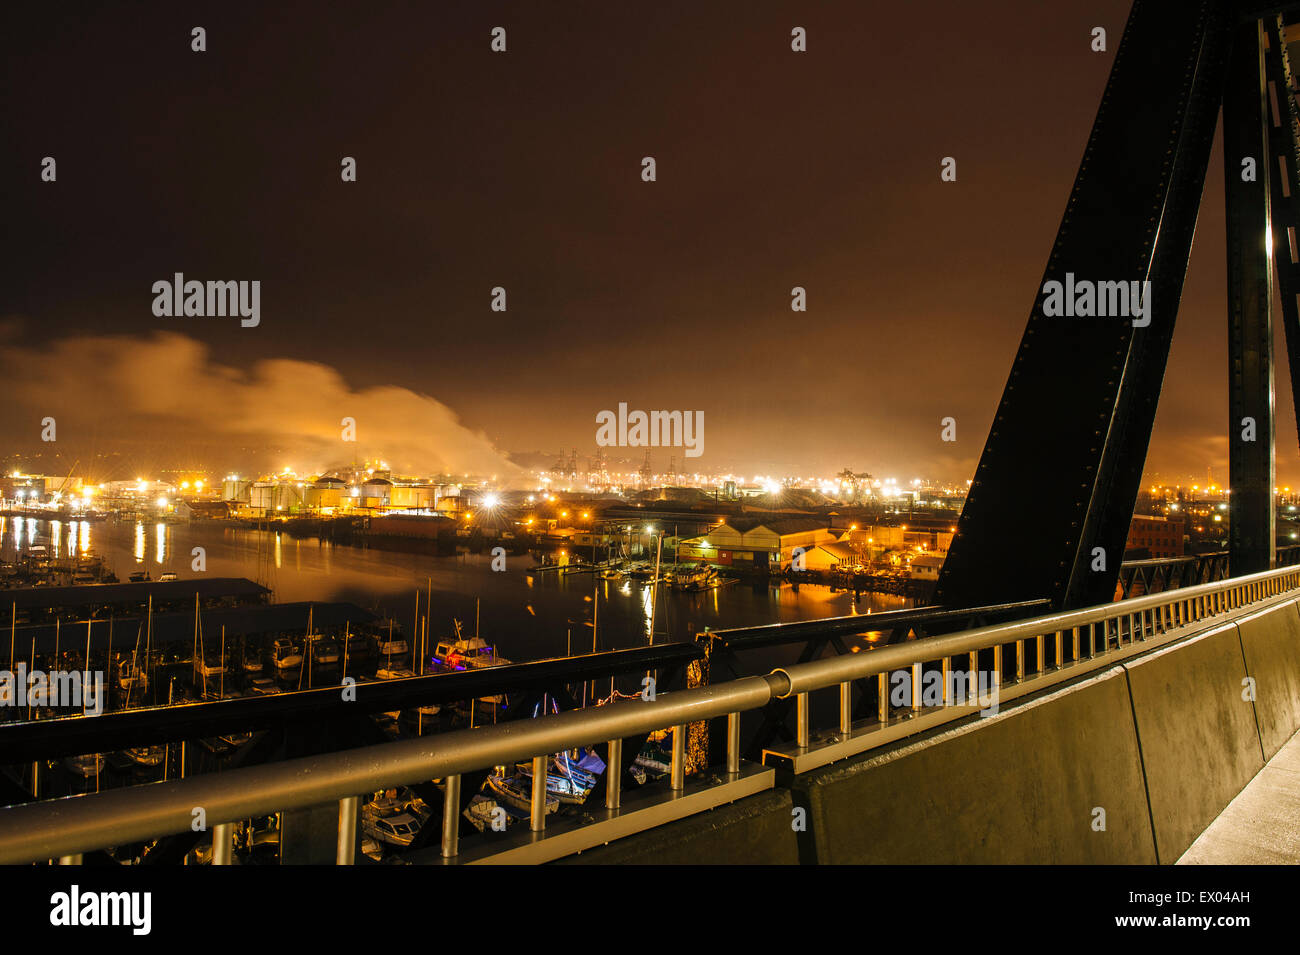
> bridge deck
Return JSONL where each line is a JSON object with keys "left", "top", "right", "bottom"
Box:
{"left": 1178, "top": 727, "right": 1300, "bottom": 864}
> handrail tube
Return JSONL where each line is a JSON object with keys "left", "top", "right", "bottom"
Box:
{"left": 0, "top": 674, "right": 785, "bottom": 865}
{"left": 706, "top": 600, "right": 1049, "bottom": 649}
{"left": 771, "top": 565, "right": 1299, "bottom": 697}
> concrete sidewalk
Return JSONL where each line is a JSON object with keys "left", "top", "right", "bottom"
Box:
{"left": 1178, "top": 728, "right": 1300, "bottom": 864}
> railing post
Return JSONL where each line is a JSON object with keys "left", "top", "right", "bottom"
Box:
{"left": 877, "top": 672, "right": 889, "bottom": 724}
{"left": 670, "top": 724, "right": 686, "bottom": 791}
{"left": 839, "top": 682, "right": 852, "bottom": 734}
{"left": 336, "top": 796, "right": 357, "bottom": 865}
{"left": 910, "top": 662, "right": 922, "bottom": 712}
{"left": 212, "top": 822, "right": 234, "bottom": 866}
{"left": 1015, "top": 640, "right": 1025, "bottom": 682}
{"left": 725, "top": 716, "right": 739, "bottom": 775}
{"left": 607, "top": 740, "right": 624, "bottom": 805}
{"left": 441, "top": 775, "right": 461, "bottom": 858}
{"left": 530, "top": 755, "right": 547, "bottom": 831}
{"left": 796, "top": 692, "right": 810, "bottom": 748}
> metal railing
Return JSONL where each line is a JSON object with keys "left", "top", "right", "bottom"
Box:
{"left": 761, "top": 562, "right": 1300, "bottom": 772}
{"left": 2, "top": 563, "right": 1297, "bottom": 866}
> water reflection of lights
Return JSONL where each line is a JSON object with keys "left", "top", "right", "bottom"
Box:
{"left": 134, "top": 523, "right": 146, "bottom": 562}
{"left": 275, "top": 532, "right": 282, "bottom": 569}
{"left": 155, "top": 523, "right": 166, "bottom": 564}
{"left": 640, "top": 587, "right": 654, "bottom": 638}
{"left": 79, "top": 521, "right": 90, "bottom": 555}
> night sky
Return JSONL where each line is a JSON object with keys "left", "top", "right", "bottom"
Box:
{"left": 3, "top": 0, "right": 1294, "bottom": 486}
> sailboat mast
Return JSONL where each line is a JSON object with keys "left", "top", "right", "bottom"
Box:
{"left": 648, "top": 534, "right": 662, "bottom": 647}
{"left": 193, "top": 593, "right": 200, "bottom": 693}
{"left": 146, "top": 595, "right": 153, "bottom": 704}
{"left": 83, "top": 618, "right": 91, "bottom": 717}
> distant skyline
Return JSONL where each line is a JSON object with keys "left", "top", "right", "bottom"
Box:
{"left": 4, "top": 0, "right": 1298, "bottom": 485}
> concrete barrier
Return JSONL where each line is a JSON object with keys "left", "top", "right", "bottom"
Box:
{"left": 553, "top": 789, "right": 800, "bottom": 865}
{"left": 1234, "top": 598, "right": 1300, "bottom": 760}
{"left": 788, "top": 666, "right": 1155, "bottom": 864}
{"left": 1123, "top": 621, "right": 1264, "bottom": 863}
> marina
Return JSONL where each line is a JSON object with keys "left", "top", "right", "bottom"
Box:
{"left": 0, "top": 513, "right": 911, "bottom": 859}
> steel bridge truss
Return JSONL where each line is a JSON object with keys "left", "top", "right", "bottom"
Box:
{"left": 937, "top": 1, "right": 1300, "bottom": 613}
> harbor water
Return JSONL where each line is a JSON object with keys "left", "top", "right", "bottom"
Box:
{"left": 1, "top": 515, "right": 909, "bottom": 661}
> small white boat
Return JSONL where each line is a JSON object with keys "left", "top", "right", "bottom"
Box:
{"left": 377, "top": 634, "right": 409, "bottom": 657}
{"left": 197, "top": 657, "right": 226, "bottom": 678}
{"left": 269, "top": 638, "right": 302, "bottom": 671}
{"left": 486, "top": 774, "right": 559, "bottom": 815}
{"left": 464, "top": 796, "right": 503, "bottom": 832}
{"left": 305, "top": 635, "right": 340, "bottom": 665}
{"left": 671, "top": 564, "right": 719, "bottom": 592}
{"left": 361, "top": 789, "right": 431, "bottom": 847}
{"left": 432, "top": 623, "right": 511, "bottom": 673}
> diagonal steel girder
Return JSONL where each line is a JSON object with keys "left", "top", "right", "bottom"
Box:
{"left": 935, "top": 0, "right": 1236, "bottom": 612}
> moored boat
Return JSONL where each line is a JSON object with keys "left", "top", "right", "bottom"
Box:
{"left": 514, "top": 761, "right": 594, "bottom": 805}
{"left": 304, "top": 634, "right": 340, "bottom": 666}
{"left": 670, "top": 564, "right": 719, "bottom": 592}
{"left": 123, "top": 745, "right": 165, "bottom": 768}
{"left": 64, "top": 753, "right": 105, "bottom": 778}
{"left": 268, "top": 638, "right": 302, "bottom": 674}
{"left": 360, "top": 788, "right": 431, "bottom": 847}
{"left": 486, "top": 774, "right": 559, "bottom": 815}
